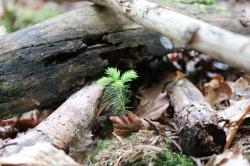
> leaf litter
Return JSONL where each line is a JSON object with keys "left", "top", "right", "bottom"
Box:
{"left": 92, "top": 49, "right": 250, "bottom": 165}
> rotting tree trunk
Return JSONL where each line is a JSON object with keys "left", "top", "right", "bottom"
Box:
{"left": 0, "top": 82, "right": 103, "bottom": 157}
{"left": 1, "top": 1, "right": 250, "bottom": 119}
{"left": 0, "top": 1, "right": 168, "bottom": 119}
{"left": 93, "top": 0, "right": 250, "bottom": 72}
{"left": 168, "top": 78, "right": 226, "bottom": 157}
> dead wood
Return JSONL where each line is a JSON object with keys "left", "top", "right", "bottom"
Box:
{"left": 168, "top": 78, "right": 226, "bottom": 157}
{"left": 151, "top": 0, "right": 250, "bottom": 36}
{"left": 0, "top": 142, "right": 80, "bottom": 166}
{"left": 0, "top": 1, "right": 168, "bottom": 119}
{"left": 93, "top": 0, "right": 250, "bottom": 72}
{"left": 0, "top": 82, "right": 103, "bottom": 157}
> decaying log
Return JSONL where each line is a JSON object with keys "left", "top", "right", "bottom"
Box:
{"left": 0, "top": 82, "right": 103, "bottom": 157}
{"left": 168, "top": 78, "right": 226, "bottom": 157}
{"left": 0, "top": 1, "right": 168, "bottom": 119}
{"left": 1, "top": 1, "right": 250, "bottom": 119}
{"left": 93, "top": 0, "right": 250, "bottom": 72}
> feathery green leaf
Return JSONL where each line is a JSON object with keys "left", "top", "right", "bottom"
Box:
{"left": 97, "top": 77, "right": 113, "bottom": 86}
{"left": 106, "top": 67, "right": 120, "bottom": 81}
{"left": 112, "top": 80, "right": 124, "bottom": 90}
{"left": 121, "top": 70, "right": 138, "bottom": 83}
{"left": 98, "top": 67, "right": 138, "bottom": 115}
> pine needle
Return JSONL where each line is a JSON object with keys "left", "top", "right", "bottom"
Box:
{"left": 98, "top": 67, "right": 138, "bottom": 115}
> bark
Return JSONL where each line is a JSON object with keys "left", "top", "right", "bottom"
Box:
{"left": 0, "top": 82, "right": 103, "bottom": 157}
{"left": 0, "top": 1, "right": 167, "bottom": 119}
{"left": 0, "top": 143, "right": 80, "bottom": 166}
{"left": 93, "top": 0, "right": 250, "bottom": 72}
{"left": 168, "top": 78, "right": 226, "bottom": 157}
{"left": 151, "top": 0, "right": 250, "bottom": 36}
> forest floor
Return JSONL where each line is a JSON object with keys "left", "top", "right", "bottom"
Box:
{"left": 0, "top": 0, "right": 250, "bottom": 166}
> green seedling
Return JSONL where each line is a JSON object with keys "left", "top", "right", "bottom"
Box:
{"left": 98, "top": 67, "right": 138, "bottom": 115}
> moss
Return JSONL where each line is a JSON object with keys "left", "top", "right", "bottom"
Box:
{"left": 1, "top": 111, "right": 13, "bottom": 120}
{"left": 96, "top": 139, "right": 112, "bottom": 151}
{"left": 245, "top": 152, "right": 250, "bottom": 160}
{"left": 153, "top": 150, "right": 194, "bottom": 166}
{"left": 87, "top": 154, "right": 97, "bottom": 164}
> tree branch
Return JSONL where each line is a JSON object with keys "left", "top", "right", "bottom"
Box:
{"left": 93, "top": 0, "right": 250, "bottom": 72}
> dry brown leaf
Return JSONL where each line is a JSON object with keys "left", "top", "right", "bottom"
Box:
{"left": 230, "top": 76, "right": 250, "bottom": 100}
{"left": 110, "top": 112, "right": 165, "bottom": 136}
{"left": 0, "top": 109, "right": 53, "bottom": 139}
{"left": 110, "top": 112, "right": 144, "bottom": 136}
{"left": 218, "top": 99, "right": 250, "bottom": 150}
{"left": 206, "top": 148, "right": 250, "bottom": 166}
{"left": 165, "top": 71, "right": 186, "bottom": 86}
{"left": 135, "top": 72, "right": 184, "bottom": 120}
{"left": 203, "top": 76, "right": 232, "bottom": 110}
{"left": 110, "top": 72, "right": 185, "bottom": 136}
{"left": 136, "top": 92, "right": 169, "bottom": 120}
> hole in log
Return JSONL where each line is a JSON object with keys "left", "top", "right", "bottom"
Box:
{"left": 42, "top": 49, "right": 86, "bottom": 67}
{"left": 179, "top": 123, "right": 226, "bottom": 157}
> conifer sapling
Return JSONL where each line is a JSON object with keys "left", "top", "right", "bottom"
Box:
{"left": 98, "top": 67, "right": 138, "bottom": 115}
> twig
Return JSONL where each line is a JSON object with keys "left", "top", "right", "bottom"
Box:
{"left": 113, "top": 132, "right": 125, "bottom": 145}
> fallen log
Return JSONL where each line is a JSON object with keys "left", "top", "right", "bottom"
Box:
{"left": 93, "top": 0, "right": 250, "bottom": 72}
{"left": 0, "top": 1, "right": 168, "bottom": 119}
{"left": 1, "top": 1, "right": 249, "bottom": 119}
{"left": 168, "top": 78, "right": 226, "bottom": 157}
{"left": 0, "top": 82, "right": 103, "bottom": 158}
{"left": 152, "top": 0, "right": 250, "bottom": 36}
